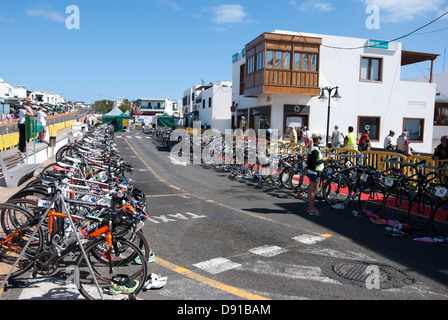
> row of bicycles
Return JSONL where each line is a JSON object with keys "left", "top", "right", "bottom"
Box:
{"left": 0, "top": 125, "right": 156, "bottom": 300}
{"left": 165, "top": 131, "right": 448, "bottom": 242}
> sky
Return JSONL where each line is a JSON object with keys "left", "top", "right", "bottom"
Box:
{"left": 0, "top": 0, "right": 447, "bottom": 104}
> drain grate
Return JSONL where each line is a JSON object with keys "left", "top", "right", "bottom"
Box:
{"left": 331, "top": 262, "right": 414, "bottom": 289}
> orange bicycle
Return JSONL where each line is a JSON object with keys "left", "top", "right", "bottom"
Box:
{"left": 0, "top": 182, "right": 148, "bottom": 300}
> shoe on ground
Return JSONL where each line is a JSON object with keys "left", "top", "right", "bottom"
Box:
{"left": 144, "top": 273, "right": 167, "bottom": 290}
{"left": 352, "top": 210, "right": 366, "bottom": 218}
{"left": 331, "top": 203, "right": 345, "bottom": 210}
{"left": 110, "top": 276, "right": 139, "bottom": 295}
{"left": 307, "top": 208, "right": 322, "bottom": 216}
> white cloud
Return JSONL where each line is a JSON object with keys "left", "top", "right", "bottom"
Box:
{"left": 211, "top": 4, "right": 248, "bottom": 24}
{"left": 290, "top": 0, "right": 335, "bottom": 12}
{"left": 363, "top": 0, "right": 447, "bottom": 22}
{"left": 26, "top": 8, "right": 65, "bottom": 22}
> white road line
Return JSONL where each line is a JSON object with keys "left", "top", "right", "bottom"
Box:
{"left": 292, "top": 234, "right": 327, "bottom": 244}
{"left": 193, "top": 258, "right": 242, "bottom": 275}
{"left": 248, "top": 245, "right": 288, "bottom": 257}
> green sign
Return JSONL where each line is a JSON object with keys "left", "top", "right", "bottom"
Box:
{"left": 368, "top": 39, "right": 389, "bottom": 50}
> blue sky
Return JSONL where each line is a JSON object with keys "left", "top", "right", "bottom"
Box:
{"left": 0, "top": 0, "right": 447, "bottom": 103}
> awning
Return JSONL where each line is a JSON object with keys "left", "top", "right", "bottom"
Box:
{"left": 401, "top": 50, "right": 439, "bottom": 66}
{"left": 401, "top": 50, "right": 439, "bottom": 82}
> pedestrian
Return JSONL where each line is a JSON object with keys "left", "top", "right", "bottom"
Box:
{"left": 306, "top": 133, "right": 328, "bottom": 216}
{"left": 343, "top": 126, "right": 358, "bottom": 150}
{"left": 359, "top": 138, "right": 371, "bottom": 151}
{"left": 302, "top": 126, "right": 311, "bottom": 148}
{"left": 18, "top": 98, "right": 36, "bottom": 153}
{"left": 331, "top": 125, "right": 344, "bottom": 148}
{"left": 384, "top": 130, "right": 395, "bottom": 150}
{"left": 396, "top": 130, "right": 412, "bottom": 156}
{"left": 37, "top": 105, "right": 47, "bottom": 143}
{"left": 289, "top": 126, "right": 298, "bottom": 144}
{"left": 358, "top": 130, "right": 369, "bottom": 151}
{"left": 433, "top": 135, "right": 448, "bottom": 160}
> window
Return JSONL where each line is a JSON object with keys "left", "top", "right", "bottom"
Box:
{"left": 293, "top": 53, "right": 318, "bottom": 71}
{"left": 361, "top": 57, "right": 382, "bottom": 81}
{"left": 209, "top": 97, "right": 212, "bottom": 108}
{"left": 267, "top": 51, "right": 274, "bottom": 68}
{"left": 247, "top": 57, "right": 254, "bottom": 74}
{"left": 358, "top": 116, "right": 380, "bottom": 141}
{"left": 284, "top": 52, "right": 291, "bottom": 69}
{"left": 294, "top": 53, "right": 301, "bottom": 70}
{"left": 275, "top": 52, "right": 282, "bottom": 68}
{"left": 434, "top": 103, "right": 448, "bottom": 125}
{"left": 303, "top": 54, "right": 309, "bottom": 70}
{"left": 403, "top": 118, "right": 424, "bottom": 141}
{"left": 256, "top": 51, "right": 265, "bottom": 70}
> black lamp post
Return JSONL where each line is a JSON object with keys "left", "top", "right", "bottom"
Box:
{"left": 318, "top": 86, "right": 342, "bottom": 147}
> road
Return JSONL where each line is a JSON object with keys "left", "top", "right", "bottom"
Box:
{"left": 1, "top": 129, "right": 448, "bottom": 307}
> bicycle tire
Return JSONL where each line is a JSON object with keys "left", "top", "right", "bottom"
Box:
{"left": 0, "top": 203, "right": 45, "bottom": 279}
{"left": 407, "top": 193, "right": 433, "bottom": 231}
{"left": 322, "top": 175, "right": 353, "bottom": 207}
{"left": 382, "top": 189, "right": 413, "bottom": 223}
{"left": 431, "top": 199, "right": 448, "bottom": 238}
{"left": 75, "top": 237, "right": 148, "bottom": 300}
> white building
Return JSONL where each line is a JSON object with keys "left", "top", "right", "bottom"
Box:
{"left": 30, "top": 91, "right": 65, "bottom": 105}
{"left": 133, "top": 98, "right": 181, "bottom": 124}
{"left": 232, "top": 30, "right": 438, "bottom": 154}
{"left": 182, "top": 81, "right": 232, "bottom": 133}
{"left": 408, "top": 72, "right": 448, "bottom": 150}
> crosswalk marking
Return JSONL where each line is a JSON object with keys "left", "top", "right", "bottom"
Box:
{"left": 248, "top": 245, "right": 288, "bottom": 257}
{"left": 193, "top": 258, "right": 242, "bottom": 275}
{"left": 292, "top": 234, "right": 327, "bottom": 244}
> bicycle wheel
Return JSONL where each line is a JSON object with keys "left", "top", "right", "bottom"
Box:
{"left": 431, "top": 199, "right": 448, "bottom": 239}
{"left": 407, "top": 193, "right": 433, "bottom": 231}
{"left": 382, "top": 189, "right": 413, "bottom": 223}
{"left": 322, "top": 175, "right": 353, "bottom": 207}
{"left": 358, "top": 182, "right": 386, "bottom": 219}
{"left": 290, "top": 169, "right": 309, "bottom": 194}
{"left": 75, "top": 237, "right": 148, "bottom": 300}
{"left": 0, "top": 203, "right": 45, "bottom": 279}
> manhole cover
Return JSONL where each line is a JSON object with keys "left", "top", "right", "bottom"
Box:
{"left": 331, "top": 262, "right": 414, "bottom": 289}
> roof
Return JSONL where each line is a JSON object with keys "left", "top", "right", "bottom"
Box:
{"left": 401, "top": 50, "right": 440, "bottom": 66}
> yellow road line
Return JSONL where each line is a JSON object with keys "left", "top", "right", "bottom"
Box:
{"left": 156, "top": 257, "right": 270, "bottom": 300}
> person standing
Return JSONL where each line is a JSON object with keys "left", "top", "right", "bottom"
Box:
{"left": 37, "top": 105, "right": 47, "bottom": 143}
{"left": 343, "top": 126, "right": 358, "bottom": 150}
{"left": 306, "top": 133, "right": 328, "bottom": 216}
{"left": 331, "top": 125, "right": 344, "bottom": 148}
{"left": 289, "top": 126, "right": 298, "bottom": 144}
{"left": 396, "top": 130, "right": 412, "bottom": 156}
{"left": 358, "top": 130, "right": 369, "bottom": 151}
{"left": 302, "top": 126, "right": 311, "bottom": 148}
{"left": 384, "top": 130, "right": 395, "bottom": 150}
{"left": 433, "top": 136, "right": 448, "bottom": 160}
{"left": 18, "top": 99, "right": 36, "bottom": 152}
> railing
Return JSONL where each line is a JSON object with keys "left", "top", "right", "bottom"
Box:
{"left": 0, "top": 119, "right": 75, "bottom": 152}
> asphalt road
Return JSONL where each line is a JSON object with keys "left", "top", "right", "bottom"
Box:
{"left": 2, "top": 129, "right": 448, "bottom": 307}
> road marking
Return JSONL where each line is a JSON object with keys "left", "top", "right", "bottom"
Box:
{"left": 156, "top": 257, "right": 270, "bottom": 300}
{"left": 193, "top": 257, "right": 242, "bottom": 275}
{"left": 292, "top": 234, "right": 327, "bottom": 244}
{"left": 168, "top": 156, "right": 187, "bottom": 166}
{"left": 248, "top": 245, "right": 288, "bottom": 257}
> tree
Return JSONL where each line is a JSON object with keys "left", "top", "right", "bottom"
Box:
{"left": 91, "top": 100, "right": 114, "bottom": 114}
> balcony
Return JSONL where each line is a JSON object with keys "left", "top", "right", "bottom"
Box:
{"left": 244, "top": 32, "right": 322, "bottom": 97}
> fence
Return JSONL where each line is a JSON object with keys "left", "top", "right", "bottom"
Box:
{"left": 0, "top": 119, "right": 75, "bottom": 152}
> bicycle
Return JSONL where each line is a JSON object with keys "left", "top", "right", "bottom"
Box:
{"left": 0, "top": 179, "right": 149, "bottom": 300}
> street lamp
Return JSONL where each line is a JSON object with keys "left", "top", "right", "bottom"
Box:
{"left": 318, "top": 86, "right": 342, "bottom": 147}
